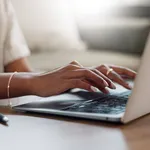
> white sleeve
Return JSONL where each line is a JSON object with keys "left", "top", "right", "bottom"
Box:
{"left": 4, "top": 0, "right": 30, "bottom": 66}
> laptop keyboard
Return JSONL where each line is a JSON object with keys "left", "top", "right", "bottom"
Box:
{"left": 62, "top": 91, "right": 131, "bottom": 114}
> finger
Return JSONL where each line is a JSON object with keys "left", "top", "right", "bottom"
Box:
{"left": 91, "top": 69, "right": 116, "bottom": 89}
{"left": 96, "top": 64, "right": 136, "bottom": 79}
{"left": 99, "top": 87, "right": 110, "bottom": 94}
{"left": 65, "top": 64, "right": 81, "bottom": 71}
{"left": 58, "top": 64, "right": 81, "bottom": 73}
{"left": 87, "top": 80, "right": 110, "bottom": 94}
{"left": 69, "top": 60, "right": 83, "bottom": 67}
{"left": 108, "top": 70, "right": 132, "bottom": 89}
{"left": 81, "top": 79, "right": 110, "bottom": 94}
{"left": 95, "top": 64, "right": 109, "bottom": 75}
{"left": 94, "top": 65, "right": 116, "bottom": 89}
{"left": 65, "top": 69, "right": 109, "bottom": 89}
{"left": 109, "top": 65, "right": 136, "bottom": 79}
{"left": 96, "top": 64, "right": 133, "bottom": 89}
{"left": 68, "top": 79, "right": 97, "bottom": 92}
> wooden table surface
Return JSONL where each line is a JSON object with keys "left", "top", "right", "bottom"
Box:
{"left": 0, "top": 107, "right": 150, "bottom": 150}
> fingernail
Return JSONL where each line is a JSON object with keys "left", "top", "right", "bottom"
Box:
{"left": 128, "top": 85, "right": 132, "bottom": 90}
{"left": 104, "top": 87, "right": 110, "bottom": 94}
{"left": 124, "top": 83, "right": 132, "bottom": 90}
{"left": 110, "top": 83, "right": 116, "bottom": 89}
{"left": 104, "top": 81, "right": 109, "bottom": 87}
{"left": 90, "top": 86, "right": 98, "bottom": 92}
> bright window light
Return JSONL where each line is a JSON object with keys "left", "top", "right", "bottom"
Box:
{"left": 72, "top": 0, "right": 120, "bottom": 15}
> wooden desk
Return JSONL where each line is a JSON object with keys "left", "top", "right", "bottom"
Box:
{"left": 0, "top": 107, "right": 150, "bottom": 150}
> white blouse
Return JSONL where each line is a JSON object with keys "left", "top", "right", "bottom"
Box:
{"left": 0, "top": 0, "right": 30, "bottom": 72}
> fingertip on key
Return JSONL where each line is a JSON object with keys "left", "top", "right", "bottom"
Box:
{"left": 103, "top": 81, "right": 109, "bottom": 87}
{"left": 110, "top": 83, "right": 116, "bottom": 89}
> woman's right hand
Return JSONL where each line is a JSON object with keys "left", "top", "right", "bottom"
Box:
{"left": 31, "top": 62, "right": 116, "bottom": 97}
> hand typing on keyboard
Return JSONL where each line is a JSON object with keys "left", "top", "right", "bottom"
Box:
{"left": 70, "top": 61, "right": 136, "bottom": 94}
{"left": 27, "top": 61, "right": 136, "bottom": 98}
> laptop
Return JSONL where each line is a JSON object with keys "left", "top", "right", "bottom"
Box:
{"left": 13, "top": 34, "right": 150, "bottom": 124}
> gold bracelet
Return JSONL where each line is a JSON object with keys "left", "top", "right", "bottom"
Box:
{"left": 7, "top": 71, "right": 17, "bottom": 107}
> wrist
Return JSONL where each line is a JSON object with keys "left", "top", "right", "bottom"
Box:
{"left": 10, "top": 73, "right": 38, "bottom": 97}
{"left": 28, "top": 73, "right": 42, "bottom": 96}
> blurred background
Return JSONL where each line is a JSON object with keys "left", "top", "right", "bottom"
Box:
{"left": 11, "top": 0, "right": 150, "bottom": 71}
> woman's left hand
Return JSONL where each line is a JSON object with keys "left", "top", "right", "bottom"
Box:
{"left": 94, "top": 64, "right": 136, "bottom": 89}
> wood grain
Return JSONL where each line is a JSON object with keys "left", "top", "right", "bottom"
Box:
{"left": 0, "top": 107, "right": 150, "bottom": 150}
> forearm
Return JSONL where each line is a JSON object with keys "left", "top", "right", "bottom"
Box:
{"left": 4, "top": 57, "right": 32, "bottom": 73}
{"left": 0, "top": 57, "right": 43, "bottom": 99}
{"left": 0, "top": 73, "right": 35, "bottom": 99}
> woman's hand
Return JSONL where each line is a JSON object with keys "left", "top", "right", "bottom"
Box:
{"left": 0, "top": 61, "right": 136, "bottom": 99}
{"left": 69, "top": 61, "right": 136, "bottom": 90}
{"left": 31, "top": 62, "right": 117, "bottom": 97}
{"left": 31, "top": 61, "right": 136, "bottom": 97}
{"left": 94, "top": 64, "right": 136, "bottom": 89}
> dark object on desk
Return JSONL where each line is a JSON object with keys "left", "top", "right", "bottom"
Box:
{"left": 0, "top": 113, "right": 9, "bottom": 124}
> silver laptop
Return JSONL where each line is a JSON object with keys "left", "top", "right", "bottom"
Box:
{"left": 13, "top": 34, "right": 150, "bottom": 124}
